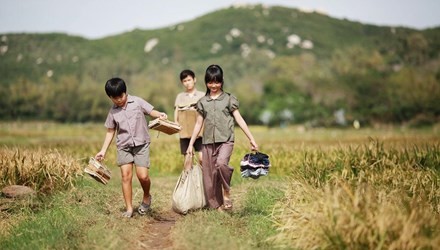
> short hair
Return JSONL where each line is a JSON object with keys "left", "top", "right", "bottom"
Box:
{"left": 180, "top": 69, "right": 195, "bottom": 81}
{"left": 105, "top": 77, "right": 127, "bottom": 98}
{"left": 204, "top": 64, "right": 224, "bottom": 84}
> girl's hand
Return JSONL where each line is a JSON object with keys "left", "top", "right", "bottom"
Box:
{"left": 186, "top": 147, "right": 194, "bottom": 156}
{"left": 250, "top": 140, "right": 259, "bottom": 152}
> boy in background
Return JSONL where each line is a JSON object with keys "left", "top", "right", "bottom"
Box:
{"left": 95, "top": 77, "right": 167, "bottom": 218}
{"left": 174, "top": 69, "right": 204, "bottom": 162}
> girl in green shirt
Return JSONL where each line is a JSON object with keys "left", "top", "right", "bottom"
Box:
{"left": 187, "top": 64, "right": 258, "bottom": 211}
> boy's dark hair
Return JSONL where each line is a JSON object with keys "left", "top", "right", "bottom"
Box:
{"left": 180, "top": 69, "right": 195, "bottom": 81}
{"left": 204, "top": 64, "right": 224, "bottom": 95}
{"left": 105, "top": 77, "right": 127, "bottom": 98}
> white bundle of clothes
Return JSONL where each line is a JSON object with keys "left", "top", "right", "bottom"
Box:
{"left": 240, "top": 151, "right": 271, "bottom": 179}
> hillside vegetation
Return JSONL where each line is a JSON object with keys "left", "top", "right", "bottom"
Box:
{"left": 0, "top": 4, "right": 439, "bottom": 125}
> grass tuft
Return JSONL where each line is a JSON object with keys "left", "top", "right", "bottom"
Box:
{"left": 270, "top": 140, "right": 440, "bottom": 249}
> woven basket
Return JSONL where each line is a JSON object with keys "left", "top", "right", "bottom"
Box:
{"left": 84, "top": 157, "right": 112, "bottom": 185}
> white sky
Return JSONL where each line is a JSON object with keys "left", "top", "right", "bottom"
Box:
{"left": 1, "top": 0, "right": 439, "bottom": 39}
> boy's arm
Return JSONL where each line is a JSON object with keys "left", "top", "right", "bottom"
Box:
{"left": 95, "top": 128, "right": 116, "bottom": 161}
{"left": 232, "top": 110, "right": 259, "bottom": 151}
{"left": 186, "top": 114, "right": 204, "bottom": 155}
{"left": 150, "top": 110, "right": 168, "bottom": 120}
{"left": 174, "top": 95, "right": 179, "bottom": 123}
{"left": 174, "top": 107, "right": 179, "bottom": 124}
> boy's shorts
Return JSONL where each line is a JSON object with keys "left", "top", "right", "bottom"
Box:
{"left": 117, "top": 143, "right": 150, "bottom": 168}
{"left": 179, "top": 137, "right": 202, "bottom": 155}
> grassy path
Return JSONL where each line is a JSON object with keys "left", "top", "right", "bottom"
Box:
{"left": 66, "top": 167, "right": 282, "bottom": 250}
{"left": 130, "top": 175, "right": 180, "bottom": 250}
{"left": 99, "top": 172, "right": 181, "bottom": 250}
{"left": 80, "top": 165, "right": 281, "bottom": 249}
{"left": 105, "top": 171, "right": 282, "bottom": 249}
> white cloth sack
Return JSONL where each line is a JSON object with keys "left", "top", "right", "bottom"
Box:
{"left": 172, "top": 155, "right": 206, "bottom": 214}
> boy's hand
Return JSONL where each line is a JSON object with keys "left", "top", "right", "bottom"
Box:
{"left": 159, "top": 112, "right": 167, "bottom": 120}
{"left": 95, "top": 152, "right": 105, "bottom": 162}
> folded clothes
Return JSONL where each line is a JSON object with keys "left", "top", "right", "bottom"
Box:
{"left": 242, "top": 152, "right": 270, "bottom": 166}
{"left": 240, "top": 151, "right": 271, "bottom": 179}
{"left": 240, "top": 168, "right": 269, "bottom": 179}
{"left": 240, "top": 165, "right": 270, "bottom": 170}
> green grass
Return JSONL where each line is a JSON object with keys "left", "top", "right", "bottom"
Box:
{"left": 0, "top": 122, "right": 439, "bottom": 249}
{"left": 171, "top": 178, "right": 285, "bottom": 250}
{"left": 1, "top": 176, "right": 162, "bottom": 249}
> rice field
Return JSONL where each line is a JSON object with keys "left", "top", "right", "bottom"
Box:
{"left": 0, "top": 122, "right": 439, "bottom": 249}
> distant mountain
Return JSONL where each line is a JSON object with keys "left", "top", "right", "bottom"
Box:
{"left": 1, "top": 4, "right": 439, "bottom": 124}
{"left": 1, "top": 5, "right": 438, "bottom": 84}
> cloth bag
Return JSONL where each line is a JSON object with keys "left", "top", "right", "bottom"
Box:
{"left": 172, "top": 155, "right": 206, "bottom": 214}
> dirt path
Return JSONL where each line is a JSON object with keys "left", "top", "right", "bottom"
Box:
{"left": 105, "top": 172, "right": 254, "bottom": 250}
{"left": 136, "top": 209, "right": 180, "bottom": 249}
{"left": 128, "top": 176, "right": 255, "bottom": 250}
{"left": 130, "top": 176, "right": 182, "bottom": 250}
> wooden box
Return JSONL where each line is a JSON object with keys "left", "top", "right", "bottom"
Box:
{"left": 148, "top": 118, "right": 182, "bottom": 135}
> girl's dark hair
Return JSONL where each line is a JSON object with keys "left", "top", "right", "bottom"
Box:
{"left": 204, "top": 64, "right": 224, "bottom": 95}
{"left": 105, "top": 77, "right": 127, "bottom": 98}
{"left": 180, "top": 69, "right": 195, "bottom": 81}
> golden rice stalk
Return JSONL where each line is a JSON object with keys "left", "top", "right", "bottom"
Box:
{"left": 270, "top": 177, "right": 440, "bottom": 249}
{"left": 270, "top": 141, "right": 440, "bottom": 249}
{"left": 0, "top": 146, "right": 83, "bottom": 193}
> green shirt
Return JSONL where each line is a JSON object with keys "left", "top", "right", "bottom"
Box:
{"left": 196, "top": 92, "right": 239, "bottom": 144}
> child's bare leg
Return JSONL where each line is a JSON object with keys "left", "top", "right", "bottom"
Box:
{"left": 198, "top": 151, "right": 203, "bottom": 165}
{"left": 223, "top": 188, "right": 233, "bottom": 210}
{"left": 223, "top": 189, "right": 230, "bottom": 200}
{"left": 136, "top": 167, "right": 151, "bottom": 204}
{"left": 120, "top": 164, "right": 134, "bottom": 213}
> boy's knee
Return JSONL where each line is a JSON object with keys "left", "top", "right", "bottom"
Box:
{"left": 138, "top": 175, "right": 150, "bottom": 182}
{"left": 121, "top": 175, "right": 132, "bottom": 183}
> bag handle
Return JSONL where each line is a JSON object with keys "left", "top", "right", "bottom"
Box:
{"left": 184, "top": 153, "right": 202, "bottom": 171}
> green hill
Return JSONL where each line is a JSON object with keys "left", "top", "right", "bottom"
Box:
{"left": 1, "top": 5, "right": 439, "bottom": 125}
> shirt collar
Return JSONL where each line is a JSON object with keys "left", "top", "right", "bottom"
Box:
{"left": 112, "top": 93, "right": 133, "bottom": 109}
{"left": 184, "top": 90, "right": 202, "bottom": 97}
{"left": 207, "top": 92, "right": 226, "bottom": 102}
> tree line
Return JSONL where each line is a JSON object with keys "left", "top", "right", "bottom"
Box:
{"left": 1, "top": 36, "right": 439, "bottom": 127}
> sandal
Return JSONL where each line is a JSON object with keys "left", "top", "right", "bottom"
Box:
{"left": 223, "top": 199, "right": 233, "bottom": 210}
{"left": 138, "top": 195, "right": 152, "bottom": 215}
{"left": 122, "top": 211, "right": 133, "bottom": 218}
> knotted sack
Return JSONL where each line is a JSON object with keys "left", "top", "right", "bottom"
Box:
{"left": 172, "top": 155, "right": 206, "bottom": 214}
